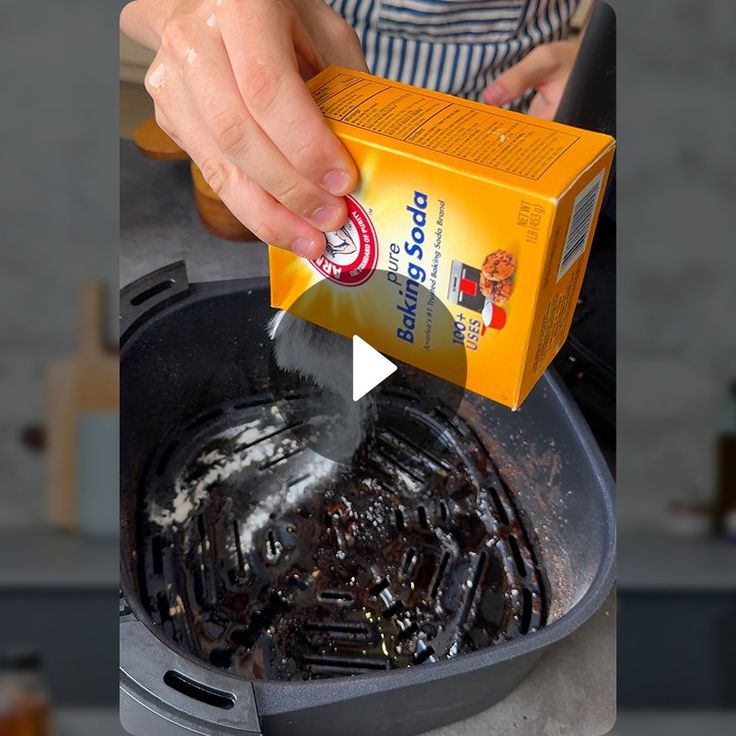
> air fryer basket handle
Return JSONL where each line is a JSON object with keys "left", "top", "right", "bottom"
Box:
{"left": 120, "top": 261, "right": 191, "bottom": 339}
{"left": 120, "top": 619, "right": 262, "bottom": 735}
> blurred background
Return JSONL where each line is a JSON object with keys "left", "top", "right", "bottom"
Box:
{"left": 1, "top": 0, "right": 735, "bottom": 734}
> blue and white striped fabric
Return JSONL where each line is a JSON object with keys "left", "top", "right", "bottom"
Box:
{"left": 325, "top": 0, "right": 579, "bottom": 106}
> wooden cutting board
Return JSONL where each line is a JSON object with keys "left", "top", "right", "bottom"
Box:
{"left": 46, "top": 282, "right": 119, "bottom": 529}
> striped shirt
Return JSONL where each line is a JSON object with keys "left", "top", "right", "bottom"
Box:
{"left": 325, "top": 0, "right": 579, "bottom": 107}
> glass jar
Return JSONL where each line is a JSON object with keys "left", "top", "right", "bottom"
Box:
{"left": 0, "top": 650, "right": 50, "bottom": 736}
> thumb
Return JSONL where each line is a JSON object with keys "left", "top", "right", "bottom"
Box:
{"left": 483, "top": 45, "right": 557, "bottom": 106}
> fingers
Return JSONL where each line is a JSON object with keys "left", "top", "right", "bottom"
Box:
{"left": 527, "top": 91, "right": 561, "bottom": 121}
{"left": 120, "top": 1, "right": 161, "bottom": 49}
{"left": 188, "top": 126, "right": 329, "bottom": 259}
{"left": 296, "top": 4, "right": 369, "bottom": 73}
{"left": 144, "top": 51, "right": 327, "bottom": 258}
{"left": 137, "top": 0, "right": 366, "bottom": 251}
{"left": 321, "top": 24, "right": 369, "bottom": 73}
{"left": 483, "top": 42, "right": 572, "bottom": 107}
{"left": 220, "top": 0, "right": 359, "bottom": 197}
{"left": 163, "top": 19, "right": 348, "bottom": 232}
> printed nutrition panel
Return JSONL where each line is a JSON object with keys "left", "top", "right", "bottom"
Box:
{"left": 314, "top": 74, "right": 579, "bottom": 180}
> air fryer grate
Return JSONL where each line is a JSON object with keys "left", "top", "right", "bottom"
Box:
{"left": 137, "top": 389, "right": 548, "bottom": 680}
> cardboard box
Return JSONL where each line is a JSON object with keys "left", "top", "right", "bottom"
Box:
{"left": 269, "top": 66, "right": 615, "bottom": 409}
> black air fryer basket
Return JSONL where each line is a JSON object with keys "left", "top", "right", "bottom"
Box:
{"left": 120, "top": 262, "right": 615, "bottom": 736}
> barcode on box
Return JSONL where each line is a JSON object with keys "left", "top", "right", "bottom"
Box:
{"left": 557, "top": 169, "right": 605, "bottom": 282}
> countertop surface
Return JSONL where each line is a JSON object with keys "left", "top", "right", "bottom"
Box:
{"left": 0, "top": 529, "right": 117, "bottom": 588}
{"left": 120, "top": 139, "right": 268, "bottom": 288}
{"left": 618, "top": 530, "right": 736, "bottom": 592}
{"left": 119, "top": 138, "right": 615, "bottom": 735}
{"left": 54, "top": 708, "right": 736, "bottom": 736}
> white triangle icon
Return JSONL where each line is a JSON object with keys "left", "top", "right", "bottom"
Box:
{"left": 352, "top": 335, "right": 397, "bottom": 402}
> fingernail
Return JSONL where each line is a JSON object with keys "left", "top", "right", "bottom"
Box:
{"left": 312, "top": 205, "right": 343, "bottom": 230}
{"left": 292, "top": 237, "right": 319, "bottom": 259}
{"left": 483, "top": 82, "right": 506, "bottom": 105}
{"left": 323, "top": 170, "right": 351, "bottom": 196}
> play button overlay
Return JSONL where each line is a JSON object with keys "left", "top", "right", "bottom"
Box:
{"left": 268, "top": 268, "right": 468, "bottom": 465}
{"left": 352, "top": 336, "right": 396, "bottom": 401}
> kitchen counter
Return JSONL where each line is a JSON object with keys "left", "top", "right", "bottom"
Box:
{"left": 120, "top": 140, "right": 268, "bottom": 288}
{"left": 0, "top": 529, "right": 118, "bottom": 706}
{"left": 53, "top": 708, "right": 736, "bottom": 736}
{"left": 618, "top": 530, "right": 736, "bottom": 591}
{"left": 617, "top": 531, "right": 736, "bottom": 709}
{"left": 0, "top": 529, "right": 116, "bottom": 589}
{"left": 426, "top": 589, "right": 615, "bottom": 735}
{"left": 120, "top": 138, "right": 615, "bottom": 735}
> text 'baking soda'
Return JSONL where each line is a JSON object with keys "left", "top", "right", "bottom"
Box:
{"left": 268, "top": 66, "right": 615, "bottom": 409}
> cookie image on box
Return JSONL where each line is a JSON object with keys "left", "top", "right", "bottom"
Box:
{"left": 481, "top": 250, "right": 516, "bottom": 282}
{"left": 480, "top": 275, "right": 514, "bottom": 305}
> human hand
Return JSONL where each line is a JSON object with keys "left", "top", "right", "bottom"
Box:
{"left": 482, "top": 40, "right": 579, "bottom": 121}
{"left": 120, "top": 0, "right": 368, "bottom": 258}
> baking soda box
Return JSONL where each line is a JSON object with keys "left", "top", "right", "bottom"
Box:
{"left": 269, "top": 66, "right": 615, "bottom": 410}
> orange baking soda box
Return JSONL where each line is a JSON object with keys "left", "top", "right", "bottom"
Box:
{"left": 269, "top": 66, "right": 615, "bottom": 410}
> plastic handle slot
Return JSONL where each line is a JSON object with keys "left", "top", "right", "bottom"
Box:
{"left": 163, "top": 670, "right": 235, "bottom": 710}
{"left": 130, "top": 278, "right": 176, "bottom": 306}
